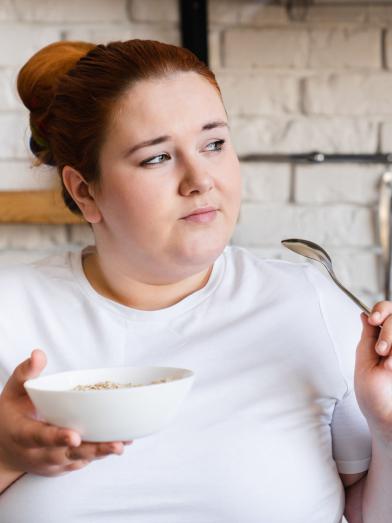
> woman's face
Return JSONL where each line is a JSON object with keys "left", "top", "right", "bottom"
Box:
{"left": 95, "top": 71, "right": 241, "bottom": 283}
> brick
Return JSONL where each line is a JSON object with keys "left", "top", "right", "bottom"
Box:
{"left": 0, "top": 25, "right": 62, "bottom": 67}
{"left": 0, "top": 114, "right": 31, "bottom": 160}
{"left": 208, "top": 30, "right": 221, "bottom": 71}
{"left": 0, "top": 249, "right": 65, "bottom": 267}
{"left": 0, "top": 69, "right": 20, "bottom": 111}
{"left": 305, "top": 5, "right": 366, "bottom": 25}
{"left": 380, "top": 122, "right": 392, "bottom": 153}
{"left": 237, "top": 4, "right": 288, "bottom": 26}
{"left": 232, "top": 204, "right": 375, "bottom": 247}
{"left": 65, "top": 24, "right": 180, "bottom": 47}
{"left": 313, "top": 0, "right": 376, "bottom": 3}
{"left": 111, "top": 24, "right": 181, "bottom": 46}
{"left": 304, "top": 74, "right": 392, "bottom": 116}
{"left": 230, "top": 116, "right": 378, "bottom": 156}
{"left": 128, "top": 0, "right": 178, "bottom": 23}
{"left": 10, "top": 0, "right": 127, "bottom": 22}
{"left": 384, "top": 31, "right": 392, "bottom": 70}
{"left": 223, "top": 29, "right": 308, "bottom": 69}
{"left": 0, "top": 0, "right": 17, "bottom": 21}
{"left": 324, "top": 248, "right": 381, "bottom": 295}
{"left": 208, "top": 1, "right": 288, "bottom": 26}
{"left": 217, "top": 72, "right": 298, "bottom": 115}
{"left": 294, "top": 164, "right": 382, "bottom": 205}
{"left": 368, "top": 6, "right": 392, "bottom": 25}
{"left": 0, "top": 224, "right": 68, "bottom": 249}
{"left": 240, "top": 162, "right": 291, "bottom": 203}
{"left": 68, "top": 224, "right": 95, "bottom": 245}
{"left": 0, "top": 161, "right": 59, "bottom": 190}
{"left": 308, "top": 29, "right": 381, "bottom": 69}
{"left": 209, "top": 0, "right": 240, "bottom": 26}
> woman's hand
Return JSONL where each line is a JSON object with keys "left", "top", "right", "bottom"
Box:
{"left": 355, "top": 302, "right": 392, "bottom": 444}
{"left": 0, "top": 349, "right": 132, "bottom": 489}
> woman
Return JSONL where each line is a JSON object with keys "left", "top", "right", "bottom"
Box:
{"left": 0, "top": 39, "right": 391, "bottom": 522}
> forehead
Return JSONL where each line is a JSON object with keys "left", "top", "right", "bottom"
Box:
{"left": 110, "top": 72, "right": 226, "bottom": 140}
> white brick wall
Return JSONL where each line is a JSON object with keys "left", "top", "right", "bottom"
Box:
{"left": 217, "top": 72, "right": 299, "bottom": 115}
{"left": 0, "top": 25, "right": 64, "bottom": 66}
{"left": 233, "top": 203, "right": 375, "bottom": 248}
{"left": 308, "top": 28, "right": 381, "bottom": 69}
{"left": 230, "top": 116, "right": 378, "bottom": 154}
{"left": 223, "top": 29, "right": 309, "bottom": 68}
{"left": 0, "top": 0, "right": 128, "bottom": 22}
{"left": 0, "top": 0, "right": 391, "bottom": 307}
{"left": 294, "top": 164, "right": 381, "bottom": 204}
{"left": 304, "top": 74, "right": 392, "bottom": 116}
{"left": 240, "top": 162, "right": 291, "bottom": 203}
{"left": 0, "top": 161, "right": 59, "bottom": 190}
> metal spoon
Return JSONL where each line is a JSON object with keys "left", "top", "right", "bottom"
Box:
{"left": 281, "top": 238, "right": 371, "bottom": 315}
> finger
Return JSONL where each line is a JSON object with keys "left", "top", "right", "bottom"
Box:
{"left": 3, "top": 349, "right": 47, "bottom": 400}
{"left": 24, "top": 447, "right": 87, "bottom": 473}
{"left": 38, "top": 447, "right": 71, "bottom": 467}
{"left": 356, "top": 313, "right": 381, "bottom": 372}
{"left": 64, "top": 460, "right": 89, "bottom": 472}
{"left": 368, "top": 301, "right": 392, "bottom": 326}
{"left": 384, "top": 355, "right": 392, "bottom": 372}
{"left": 66, "top": 442, "right": 123, "bottom": 461}
{"left": 27, "top": 456, "right": 89, "bottom": 475}
{"left": 374, "top": 314, "right": 392, "bottom": 357}
{"left": 12, "top": 418, "right": 81, "bottom": 449}
{"left": 65, "top": 441, "right": 124, "bottom": 461}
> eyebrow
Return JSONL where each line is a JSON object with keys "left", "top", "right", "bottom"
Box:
{"left": 124, "top": 120, "right": 229, "bottom": 157}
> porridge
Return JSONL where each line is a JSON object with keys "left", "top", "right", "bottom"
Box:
{"left": 72, "top": 377, "right": 176, "bottom": 391}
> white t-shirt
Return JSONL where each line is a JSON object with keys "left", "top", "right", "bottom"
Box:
{"left": 0, "top": 245, "right": 371, "bottom": 523}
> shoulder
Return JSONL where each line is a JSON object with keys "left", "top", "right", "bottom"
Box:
{"left": 222, "top": 245, "right": 361, "bottom": 322}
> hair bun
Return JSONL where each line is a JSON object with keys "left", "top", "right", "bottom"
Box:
{"left": 17, "top": 40, "right": 95, "bottom": 165}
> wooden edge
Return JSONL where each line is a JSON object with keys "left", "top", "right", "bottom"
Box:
{"left": 0, "top": 190, "right": 85, "bottom": 224}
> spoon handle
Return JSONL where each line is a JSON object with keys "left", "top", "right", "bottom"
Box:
{"left": 329, "top": 271, "right": 371, "bottom": 316}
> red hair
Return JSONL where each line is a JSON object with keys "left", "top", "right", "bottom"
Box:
{"left": 17, "top": 39, "right": 221, "bottom": 214}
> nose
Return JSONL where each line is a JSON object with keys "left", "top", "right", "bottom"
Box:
{"left": 178, "top": 158, "right": 215, "bottom": 197}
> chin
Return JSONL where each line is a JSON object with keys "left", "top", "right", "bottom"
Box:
{"left": 176, "top": 239, "right": 227, "bottom": 268}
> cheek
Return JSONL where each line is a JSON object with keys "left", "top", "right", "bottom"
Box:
{"left": 100, "top": 172, "right": 155, "bottom": 215}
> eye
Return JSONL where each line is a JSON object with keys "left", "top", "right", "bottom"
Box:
{"left": 205, "top": 139, "right": 225, "bottom": 152}
{"left": 140, "top": 153, "right": 170, "bottom": 166}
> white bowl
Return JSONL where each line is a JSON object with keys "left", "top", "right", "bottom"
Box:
{"left": 24, "top": 366, "right": 194, "bottom": 442}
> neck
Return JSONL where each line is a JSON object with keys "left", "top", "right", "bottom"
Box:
{"left": 82, "top": 248, "right": 214, "bottom": 311}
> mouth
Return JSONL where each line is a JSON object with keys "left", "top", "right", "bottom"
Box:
{"left": 181, "top": 206, "right": 218, "bottom": 219}
{"left": 181, "top": 207, "right": 218, "bottom": 224}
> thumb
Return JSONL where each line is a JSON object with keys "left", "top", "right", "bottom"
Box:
{"left": 3, "top": 349, "right": 47, "bottom": 399}
{"left": 355, "top": 313, "right": 380, "bottom": 373}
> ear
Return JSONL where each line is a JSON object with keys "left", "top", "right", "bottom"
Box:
{"left": 61, "top": 166, "right": 102, "bottom": 224}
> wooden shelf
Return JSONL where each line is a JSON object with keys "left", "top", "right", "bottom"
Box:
{"left": 0, "top": 190, "right": 85, "bottom": 224}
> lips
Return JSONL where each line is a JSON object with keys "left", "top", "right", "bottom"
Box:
{"left": 182, "top": 206, "right": 217, "bottom": 219}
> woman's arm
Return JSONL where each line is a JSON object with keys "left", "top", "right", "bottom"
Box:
{"left": 351, "top": 304, "right": 392, "bottom": 522}
{"left": 343, "top": 439, "right": 392, "bottom": 522}
{"left": 342, "top": 472, "right": 367, "bottom": 523}
{"left": 361, "top": 438, "right": 392, "bottom": 522}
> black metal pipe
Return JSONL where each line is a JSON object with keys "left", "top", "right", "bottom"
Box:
{"left": 239, "top": 151, "right": 392, "bottom": 164}
{"left": 180, "top": 0, "right": 208, "bottom": 65}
